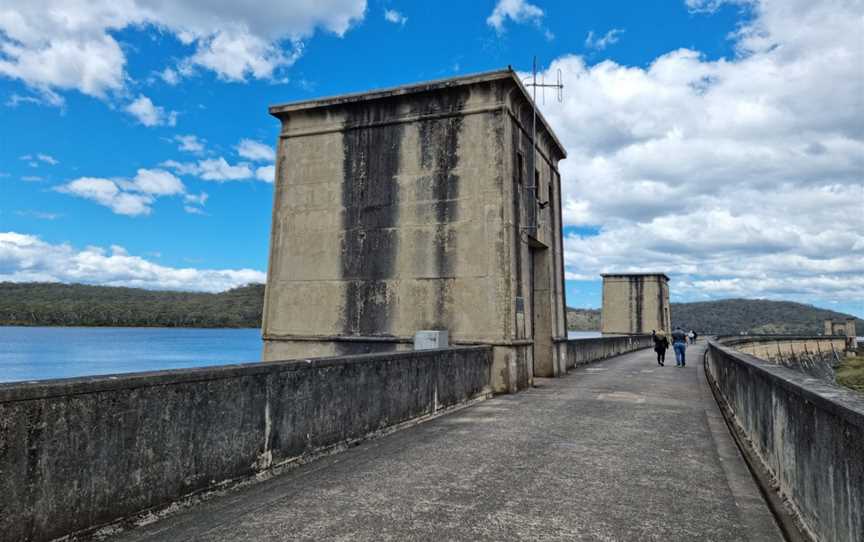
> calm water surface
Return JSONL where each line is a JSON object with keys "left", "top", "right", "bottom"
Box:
{"left": 0, "top": 326, "right": 262, "bottom": 383}
{"left": 0, "top": 327, "right": 602, "bottom": 384}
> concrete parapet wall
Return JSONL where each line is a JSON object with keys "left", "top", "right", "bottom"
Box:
{"left": 706, "top": 339, "right": 864, "bottom": 542}
{"left": 721, "top": 335, "right": 848, "bottom": 381}
{"left": 0, "top": 347, "right": 492, "bottom": 542}
{"left": 721, "top": 335, "right": 847, "bottom": 362}
{"left": 564, "top": 335, "right": 653, "bottom": 369}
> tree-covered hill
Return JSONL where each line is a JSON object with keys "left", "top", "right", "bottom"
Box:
{"left": 2, "top": 283, "right": 860, "bottom": 334}
{"left": 670, "top": 299, "right": 863, "bottom": 335}
{"left": 567, "top": 299, "right": 862, "bottom": 335}
{"left": 0, "top": 282, "right": 265, "bottom": 328}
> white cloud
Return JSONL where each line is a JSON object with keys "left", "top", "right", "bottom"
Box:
{"left": 125, "top": 95, "right": 177, "bottom": 127}
{"left": 19, "top": 153, "right": 58, "bottom": 166}
{"left": 585, "top": 29, "right": 624, "bottom": 51}
{"left": 236, "top": 139, "right": 275, "bottom": 162}
{"left": 685, "top": 0, "right": 748, "bottom": 14}
{"left": 487, "top": 0, "right": 544, "bottom": 33}
{"left": 15, "top": 210, "right": 60, "bottom": 220}
{"left": 0, "top": 232, "right": 265, "bottom": 292}
{"left": 174, "top": 134, "right": 205, "bottom": 154}
{"left": 56, "top": 177, "right": 154, "bottom": 216}
{"left": 183, "top": 192, "right": 208, "bottom": 206}
{"left": 255, "top": 165, "right": 275, "bottom": 183}
{"left": 159, "top": 67, "right": 180, "bottom": 85}
{"left": 56, "top": 168, "right": 185, "bottom": 215}
{"left": 162, "top": 138, "right": 276, "bottom": 183}
{"left": 122, "top": 168, "right": 185, "bottom": 195}
{"left": 0, "top": 0, "right": 368, "bottom": 100}
{"left": 161, "top": 157, "right": 255, "bottom": 181}
{"left": 528, "top": 0, "right": 864, "bottom": 307}
{"left": 384, "top": 9, "right": 407, "bottom": 25}
{"left": 197, "top": 157, "right": 254, "bottom": 181}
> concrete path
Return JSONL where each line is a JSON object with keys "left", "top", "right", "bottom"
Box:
{"left": 114, "top": 342, "right": 782, "bottom": 541}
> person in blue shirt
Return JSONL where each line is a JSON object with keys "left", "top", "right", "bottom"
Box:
{"left": 671, "top": 327, "right": 688, "bottom": 367}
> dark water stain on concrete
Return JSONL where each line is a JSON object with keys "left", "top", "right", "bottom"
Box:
{"left": 341, "top": 101, "right": 405, "bottom": 336}
{"left": 630, "top": 276, "right": 644, "bottom": 333}
{"left": 416, "top": 88, "right": 468, "bottom": 328}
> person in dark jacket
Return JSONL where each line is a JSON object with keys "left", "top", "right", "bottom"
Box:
{"left": 671, "top": 326, "right": 688, "bottom": 367}
{"left": 653, "top": 330, "right": 669, "bottom": 366}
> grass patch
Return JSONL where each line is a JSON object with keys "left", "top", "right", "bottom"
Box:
{"left": 836, "top": 355, "right": 864, "bottom": 393}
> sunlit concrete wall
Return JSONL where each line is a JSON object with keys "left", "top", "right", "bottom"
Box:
{"left": 600, "top": 273, "right": 671, "bottom": 335}
{"left": 262, "top": 70, "right": 568, "bottom": 392}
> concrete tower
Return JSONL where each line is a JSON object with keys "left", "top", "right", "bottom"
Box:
{"left": 262, "top": 69, "right": 568, "bottom": 393}
{"left": 601, "top": 273, "right": 671, "bottom": 335}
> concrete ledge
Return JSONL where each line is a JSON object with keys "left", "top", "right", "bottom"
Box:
{"left": 706, "top": 339, "right": 864, "bottom": 542}
{"left": 0, "top": 346, "right": 492, "bottom": 542}
{"left": 564, "top": 335, "right": 653, "bottom": 369}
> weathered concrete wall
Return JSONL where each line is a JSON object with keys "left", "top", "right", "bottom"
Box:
{"left": 263, "top": 70, "right": 567, "bottom": 393}
{"left": 707, "top": 339, "right": 864, "bottom": 542}
{"left": 723, "top": 335, "right": 847, "bottom": 381}
{"left": 725, "top": 335, "right": 847, "bottom": 361}
{"left": 824, "top": 319, "right": 858, "bottom": 350}
{"left": 600, "top": 274, "right": 671, "bottom": 335}
{"left": 564, "top": 335, "right": 654, "bottom": 369}
{"left": 0, "top": 347, "right": 491, "bottom": 542}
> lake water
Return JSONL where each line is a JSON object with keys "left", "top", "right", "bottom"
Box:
{"left": 0, "top": 326, "right": 263, "bottom": 383}
{"left": 0, "top": 327, "right": 602, "bottom": 384}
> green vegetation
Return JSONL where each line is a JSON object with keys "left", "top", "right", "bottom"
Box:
{"left": 2, "top": 283, "right": 861, "bottom": 335}
{"left": 836, "top": 355, "right": 864, "bottom": 393}
{"left": 567, "top": 299, "right": 863, "bottom": 335}
{"left": 0, "top": 282, "right": 264, "bottom": 328}
{"left": 565, "top": 308, "right": 600, "bottom": 331}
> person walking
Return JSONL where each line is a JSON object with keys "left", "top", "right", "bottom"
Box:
{"left": 653, "top": 330, "right": 669, "bottom": 366}
{"left": 672, "top": 326, "right": 688, "bottom": 367}
{"left": 688, "top": 330, "right": 695, "bottom": 344}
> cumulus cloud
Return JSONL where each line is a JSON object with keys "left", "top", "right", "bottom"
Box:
{"left": 162, "top": 137, "right": 276, "bottom": 183}
{"left": 56, "top": 177, "right": 154, "bottom": 216}
{"left": 384, "top": 9, "right": 407, "bottom": 25}
{"left": 529, "top": 0, "right": 863, "bottom": 306}
{"left": 255, "top": 165, "right": 275, "bottom": 183}
{"left": 0, "top": 232, "right": 265, "bottom": 292}
{"left": 585, "top": 29, "right": 624, "bottom": 51}
{"left": 236, "top": 139, "right": 275, "bottom": 162}
{"left": 56, "top": 168, "right": 185, "bottom": 216}
{"left": 125, "top": 95, "right": 177, "bottom": 127}
{"left": 0, "top": 0, "right": 368, "bottom": 101}
{"left": 487, "top": 0, "right": 544, "bottom": 32}
{"left": 174, "top": 134, "right": 205, "bottom": 154}
{"left": 121, "top": 168, "right": 185, "bottom": 195}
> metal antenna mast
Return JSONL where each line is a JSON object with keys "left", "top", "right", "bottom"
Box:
{"left": 522, "top": 56, "right": 563, "bottom": 230}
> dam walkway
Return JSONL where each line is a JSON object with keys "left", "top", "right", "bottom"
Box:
{"left": 115, "top": 343, "right": 782, "bottom": 541}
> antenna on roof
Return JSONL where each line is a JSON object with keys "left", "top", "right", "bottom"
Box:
{"left": 521, "top": 57, "right": 564, "bottom": 233}
{"left": 523, "top": 56, "right": 564, "bottom": 105}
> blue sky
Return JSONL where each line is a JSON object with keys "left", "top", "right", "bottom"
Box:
{"left": 1, "top": 0, "right": 862, "bottom": 318}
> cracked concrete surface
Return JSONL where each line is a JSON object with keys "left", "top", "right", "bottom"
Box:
{"left": 113, "top": 343, "right": 782, "bottom": 541}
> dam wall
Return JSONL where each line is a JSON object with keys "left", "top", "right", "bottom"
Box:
{"left": 722, "top": 334, "right": 848, "bottom": 381}
{"left": 706, "top": 338, "right": 864, "bottom": 542}
{"left": 0, "top": 347, "right": 492, "bottom": 542}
